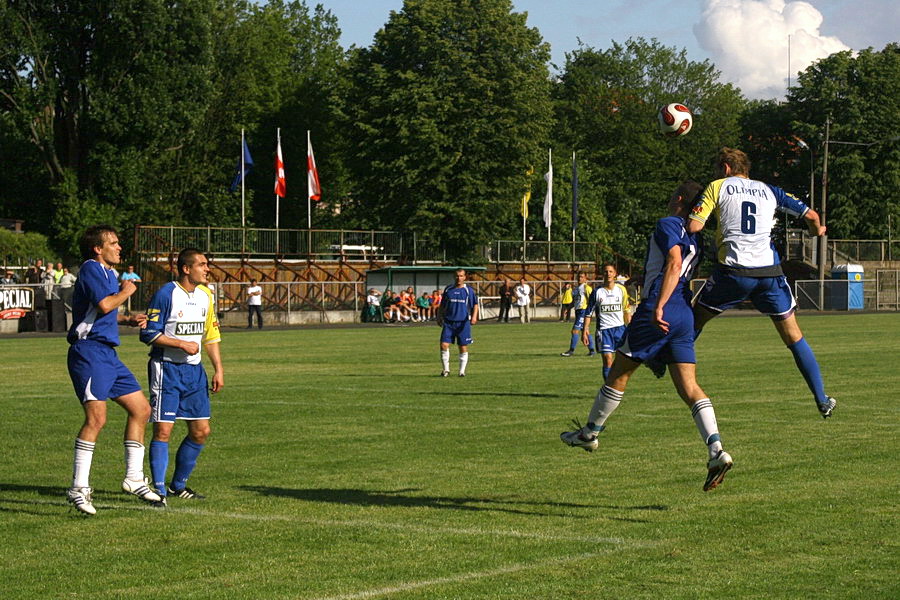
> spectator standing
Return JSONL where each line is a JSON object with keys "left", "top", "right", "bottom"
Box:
{"left": 54, "top": 262, "right": 65, "bottom": 284}
{"left": 514, "top": 278, "right": 531, "bottom": 323}
{"left": 559, "top": 282, "right": 574, "bottom": 321}
{"left": 364, "top": 289, "right": 382, "bottom": 322}
{"left": 59, "top": 267, "right": 77, "bottom": 311}
{"left": 65, "top": 225, "right": 162, "bottom": 515}
{"left": 41, "top": 263, "right": 57, "bottom": 299}
{"left": 119, "top": 265, "right": 142, "bottom": 312}
{"left": 1, "top": 270, "right": 17, "bottom": 284}
{"left": 247, "top": 279, "right": 263, "bottom": 329}
{"left": 25, "top": 264, "right": 41, "bottom": 284}
{"left": 497, "top": 278, "right": 514, "bottom": 323}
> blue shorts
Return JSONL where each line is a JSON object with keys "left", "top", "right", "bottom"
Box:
{"left": 596, "top": 325, "right": 626, "bottom": 354}
{"left": 618, "top": 302, "right": 696, "bottom": 365}
{"left": 148, "top": 359, "right": 210, "bottom": 422}
{"left": 440, "top": 320, "right": 473, "bottom": 346}
{"left": 67, "top": 340, "right": 141, "bottom": 403}
{"left": 572, "top": 309, "right": 588, "bottom": 332}
{"left": 697, "top": 268, "right": 796, "bottom": 318}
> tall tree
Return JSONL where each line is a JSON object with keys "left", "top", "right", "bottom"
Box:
{"left": 342, "top": 0, "right": 553, "bottom": 261}
{"left": 785, "top": 44, "right": 900, "bottom": 240}
{"left": 554, "top": 38, "right": 746, "bottom": 258}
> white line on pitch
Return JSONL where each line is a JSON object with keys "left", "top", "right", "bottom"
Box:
{"left": 309, "top": 550, "right": 616, "bottom": 600}
{"left": 172, "top": 506, "right": 630, "bottom": 545}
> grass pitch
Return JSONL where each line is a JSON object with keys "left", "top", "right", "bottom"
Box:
{"left": 0, "top": 313, "right": 897, "bottom": 599}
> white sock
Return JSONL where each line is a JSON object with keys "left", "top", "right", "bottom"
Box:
{"left": 124, "top": 440, "right": 146, "bottom": 481}
{"left": 459, "top": 352, "right": 469, "bottom": 375}
{"left": 72, "top": 438, "right": 95, "bottom": 488}
{"left": 441, "top": 349, "right": 450, "bottom": 372}
{"left": 691, "top": 399, "right": 723, "bottom": 459}
{"left": 587, "top": 385, "right": 623, "bottom": 432}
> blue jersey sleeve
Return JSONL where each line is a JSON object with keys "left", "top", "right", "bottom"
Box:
{"left": 585, "top": 288, "right": 598, "bottom": 315}
{"left": 767, "top": 184, "right": 809, "bottom": 218}
{"left": 652, "top": 216, "right": 684, "bottom": 258}
{"left": 140, "top": 283, "right": 172, "bottom": 345}
{"left": 468, "top": 286, "right": 478, "bottom": 312}
{"left": 78, "top": 261, "right": 115, "bottom": 308}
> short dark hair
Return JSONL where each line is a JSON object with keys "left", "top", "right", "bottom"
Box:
{"left": 676, "top": 180, "right": 704, "bottom": 210}
{"left": 176, "top": 248, "right": 204, "bottom": 276}
{"left": 80, "top": 225, "right": 117, "bottom": 260}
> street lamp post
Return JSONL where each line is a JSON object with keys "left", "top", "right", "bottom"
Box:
{"left": 793, "top": 135, "right": 815, "bottom": 266}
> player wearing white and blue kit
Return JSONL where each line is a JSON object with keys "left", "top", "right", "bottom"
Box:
{"left": 65, "top": 225, "right": 162, "bottom": 515}
{"left": 561, "top": 182, "right": 733, "bottom": 492}
{"left": 560, "top": 272, "right": 595, "bottom": 356}
{"left": 583, "top": 264, "right": 631, "bottom": 379}
{"left": 688, "top": 147, "right": 836, "bottom": 419}
{"left": 438, "top": 269, "right": 479, "bottom": 377}
{"left": 141, "top": 248, "right": 223, "bottom": 502}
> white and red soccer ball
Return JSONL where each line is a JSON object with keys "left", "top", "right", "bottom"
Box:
{"left": 658, "top": 103, "right": 693, "bottom": 137}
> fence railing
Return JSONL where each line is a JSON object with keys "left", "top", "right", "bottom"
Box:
{"left": 492, "top": 240, "right": 641, "bottom": 272}
{"left": 135, "top": 227, "right": 408, "bottom": 262}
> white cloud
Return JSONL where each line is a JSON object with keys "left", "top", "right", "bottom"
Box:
{"left": 694, "top": 0, "right": 850, "bottom": 100}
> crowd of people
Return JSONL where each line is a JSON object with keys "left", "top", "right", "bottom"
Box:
{"left": 366, "top": 286, "right": 444, "bottom": 323}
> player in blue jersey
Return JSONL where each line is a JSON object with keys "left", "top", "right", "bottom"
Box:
{"left": 65, "top": 225, "right": 163, "bottom": 515}
{"left": 141, "top": 248, "right": 223, "bottom": 502}
{"left": 437, "top": 269, "right": 479, "bottom": 377}
{"left": 583, "top": 263, "right": 631, "bottom": 379}
{"left": 561, "top": 182, "right": 733, "bottom": 491}
{"left": 560, "top": 272, "right": 595, "bottom": 356}
{"left": 688, "top": 147, "right": 836, "bottom": 419}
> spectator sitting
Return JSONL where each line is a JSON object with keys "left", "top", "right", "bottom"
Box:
{"left": 416, "top": 292, "right": 432, "bottom": 321}
{"left": 430, "top": 289, "right": 442, "bottom": 319}
{"left": 399, "top": 287, "right": 419, "bottom": 321}
{"left": 382, "top": 290, "right": 404, "bottom": 322}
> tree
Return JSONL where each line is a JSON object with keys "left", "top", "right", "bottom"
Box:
{"left": 785, "top": 44, "right": 900, "bottom": 240}
{"left": 342, "top": 0, "right": 553, "bottom": 261}
{"left": 553, "top": 38, "right": 746, "bottom": 259}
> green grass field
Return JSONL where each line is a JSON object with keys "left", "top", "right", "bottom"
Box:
{"left": 1, "top": 313, "right": 897, "bottom": 599}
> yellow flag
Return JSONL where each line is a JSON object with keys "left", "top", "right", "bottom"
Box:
{"left": 521, "top": 165, "right": 534, "bottom": 218}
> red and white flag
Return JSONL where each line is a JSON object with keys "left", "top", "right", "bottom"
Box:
{"left": 307, "top": 131, "right": 321, "bottom": 202}
{"left": 274, "top": 133, "right": 286, "bottom": 198}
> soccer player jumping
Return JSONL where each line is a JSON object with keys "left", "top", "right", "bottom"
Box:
{"left": 561, "top": 182, "right": 733, "bottom": 492}
{"left": 688, "top": 147, "right": 836, "bottom": 419}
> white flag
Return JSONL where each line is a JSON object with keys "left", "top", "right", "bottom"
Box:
{"left": 543, "top": 148, "right": 553, "bottom": 228}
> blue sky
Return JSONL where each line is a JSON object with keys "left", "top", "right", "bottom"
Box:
{"left": 319, "top": 0, "right": 899, "bottom": 99}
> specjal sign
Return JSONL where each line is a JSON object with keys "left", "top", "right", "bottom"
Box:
{"left": 0, "top": 287, "right": 35, "bottom": 319}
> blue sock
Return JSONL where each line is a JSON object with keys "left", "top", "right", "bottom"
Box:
{"left": 171, "top": 438, "right": 204, "bottom": 491}
{"left": 787, "top": 338, "right": 827, "bottom": 404}
{"left": 569, "top": 333, "right": 579, "bottom": 352}
{"left": 587, "top": 335, "right": 595, "bottom": 352}
{"left": 149, "top": 440, "right": 169, "bottom": 496}
{"left": 603, "top": 366, "right": 611, "bottom": 379}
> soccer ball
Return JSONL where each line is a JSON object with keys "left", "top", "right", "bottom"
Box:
{"left": 658, "top": 103, "right": 693, "bottom": 137}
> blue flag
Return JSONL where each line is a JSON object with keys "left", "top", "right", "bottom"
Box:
{"left": 572, "top": 152, "right": 579, "bottom": 234}
{"left": 230, "top": 137, "right": 254, "bottom": 192}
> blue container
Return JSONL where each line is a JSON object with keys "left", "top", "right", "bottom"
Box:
{"left": 831, "top": 264, "right": 864, "bottom": 310}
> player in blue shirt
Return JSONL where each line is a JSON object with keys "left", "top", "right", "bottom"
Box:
{"left": 688, "top": 147, "right": 835, "bottom": 418}
{"left": 437, "top": 269, "right": 479, "bottom": 377}
{"left": 65, "top": 225, "right": 163, "bottom": 515}
{"left": 141, "top": 248, "right": 223, "bottom": 502}
{"left": 561, "top": 182, "right": 733, "bottom": 492}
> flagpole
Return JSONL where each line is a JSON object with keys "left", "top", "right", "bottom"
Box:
{"left": 571, "top": 151, "right": 576, "bottom": 264}
{"left": 241, "top": 128, "right": 246, "bottom": 229}
{"left": 307, "top": 130, "right": 312, "bottom": 231}
{"left": 275, "top": 128, "right": 281, "bottom": 255}
{"left": 547, "top": 148, "right": 552, "bottom": 245}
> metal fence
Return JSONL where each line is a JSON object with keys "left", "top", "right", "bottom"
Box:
{"left": 136, "top": 227, "right": 408, "bottom": 261}
{"left": 492, "top": 240, "right": 640, "bottom": 272}
{"left": 875, "top": 270, "right": 900, "bottom": 311}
